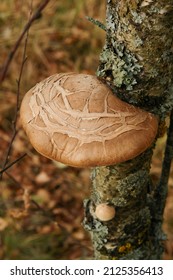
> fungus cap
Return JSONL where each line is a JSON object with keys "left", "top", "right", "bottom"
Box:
{"left": 95, "top": 203, "right": 116, "bottom": 222}
{"left": 20, "top": 73, "right": 158, "bottom": 167}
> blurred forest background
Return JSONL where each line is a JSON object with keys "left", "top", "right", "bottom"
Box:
{"left": 0, "top": 0, "right": 173, "bottom": 260}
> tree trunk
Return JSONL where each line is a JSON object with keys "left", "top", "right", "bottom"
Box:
{"left": 83, "top": 0, "right": 173, "bottom": 259}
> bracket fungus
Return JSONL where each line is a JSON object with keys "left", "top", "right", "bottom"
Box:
{"left": 20, "top": 73, "right": 158, "bottom": 167}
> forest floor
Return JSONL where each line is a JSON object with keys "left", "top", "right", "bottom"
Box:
{"left": 0, "top": 0, "right": 173, "bottom": 260}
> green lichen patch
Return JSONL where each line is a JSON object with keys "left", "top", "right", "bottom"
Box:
{"left": 97, "top": 44, "right": 142, "bottom": 90}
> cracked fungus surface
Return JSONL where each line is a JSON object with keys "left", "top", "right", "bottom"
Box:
{"left": 20, "top": 73, "right": 158, "bottom": 167}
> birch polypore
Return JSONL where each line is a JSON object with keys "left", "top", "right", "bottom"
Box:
{"left": 20, "top": 73, "right": 158, "bottom": 167}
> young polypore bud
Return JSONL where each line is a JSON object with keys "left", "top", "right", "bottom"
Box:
{"left": 20, "top": 73, "right": 158, "bottom": 167}
{"left": 95, "top": 203, "right": 116, "bottom": 222}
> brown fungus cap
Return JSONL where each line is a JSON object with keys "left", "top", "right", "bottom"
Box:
{"left": 20, "top": 73, "right": 158, "bottom": 167}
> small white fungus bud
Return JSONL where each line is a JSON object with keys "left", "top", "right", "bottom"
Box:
{"left": 95, "top": 203, "right": 116, "bottom": 222}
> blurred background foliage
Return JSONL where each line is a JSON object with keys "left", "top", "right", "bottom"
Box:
{"left": 0, "top": 0, "right": 173, "bottom": 259}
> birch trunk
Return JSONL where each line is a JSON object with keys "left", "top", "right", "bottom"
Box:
{"left": 83, "top": 0, "right": 173, "bottom": 259}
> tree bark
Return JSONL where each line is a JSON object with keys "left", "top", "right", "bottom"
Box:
{"left": 83, "top": 0, "right": 173, "bottom": 259}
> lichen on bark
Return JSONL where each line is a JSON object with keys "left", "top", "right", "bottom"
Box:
{"left": 83, "top": 0, "right": 173, "bottom": 260}
{"left": 97, "top": 0, "right": 173, "bottom": 116}
{"left": 84, "top": 149, "right": 161, "bottom": 259}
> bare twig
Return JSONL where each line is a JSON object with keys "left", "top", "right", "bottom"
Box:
{"left": 0, "top": 0, "right": 50, "bottom": 83}
{"left": 86, "top": 16, "right": 106, "bottom": 31}
{"left": 0, "top": 31, "right": 29, "bottom": 180}
{"left": 0, "top": 153, "right": 27, "bottom": 175}
{"left": 0, "top": 3, "right": 33, "bottom": 179}
{"left": 5, "top": 171, "right": 46, "bottom": 214}
{"left": 5, "top": 171, "right": 23, "bottom": 188}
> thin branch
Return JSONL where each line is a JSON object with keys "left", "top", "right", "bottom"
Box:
{"left": 0, "top": 4, "right": 31, "bottom": 179}
{"left": 155, "top": 110, "right": 173, "bottom": 215}
{"left": 5, "top": 171, "right": 23, "bottom": 188}
{"left": 0, "top": 0, "right": 50, "bottom": 83}
{"left": 0, "top": 153, "right": 27, "bottom": 175}
{"left": 0, "top": 32, "right": 28, "bottom": 180}
{"left": 5, "top": 171, "right": 46, "bottom": 213}
{"left": 0, "top": 47, "right": 27, "bottom": 171}
{"left": 86, "top": 16, "right": 107, "bottom": 31}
